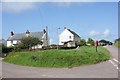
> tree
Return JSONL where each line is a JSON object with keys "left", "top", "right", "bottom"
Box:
{"left": 75, "top": 39, "right": 86, "bottom": 47}
{"left": 115, "top": 38, "right": 120, "bottom": 43}
{"left": 87, "top": 38, "right": 94, "bottom": 46}
{"left": 79, "top": 39, "right": 86, "bottom": 46}
{"left": 99, "top": 39, "right": 107, "bottom": 43}
{"left": 114, "top": 38, "right": 120, "bottom": 48}
{"left": 99, "top": 39, "right": 113, "bottom": 46}
{"left": 19, "top": 36, "right": 42, "bottom": 50}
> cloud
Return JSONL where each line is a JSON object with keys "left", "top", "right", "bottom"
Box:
{"left": 2, "top": 2, "right": 37, "bottom": 13}
{"left": 89, "top": 30, "right": 100, "bottom": 37}
{"left": 102, "top": 29, "right": 111, "bottom": 38}
{"left": 2, "top": 0, "right": 118, "bottom": 13}
{"left": 89, "top": 29, "right": 111, "bottom": 39}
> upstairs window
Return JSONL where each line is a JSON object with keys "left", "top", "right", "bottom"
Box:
{"left": 69, "top": 36, "right": 71, "bottom": 39}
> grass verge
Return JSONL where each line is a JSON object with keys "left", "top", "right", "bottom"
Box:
{"left": 114, "top": 41, "right": 120, "bottom": 48}
{"left": 3, "top": 46, "right": 110, "bottom": 68}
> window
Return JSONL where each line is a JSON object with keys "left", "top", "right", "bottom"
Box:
{"left": 69, "top": 36, "right": 71, "bottom": 39}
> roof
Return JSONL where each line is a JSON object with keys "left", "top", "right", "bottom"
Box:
{"left": 7, "top": 31, "right": 44, "bottom": 41}
{"left": 67, "top": 29, "right": 80, "bottom": 38}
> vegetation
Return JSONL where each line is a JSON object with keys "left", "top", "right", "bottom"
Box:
{"left": 18, "top": 36, "right": 42, "bottom": 50}
{"left": 99, "top": 39, "right": 113, "bottom": 46}
{"left": 4, "top": 46, "right": 110, "bottom": 68}
{"left": 75, "top": 39, "right": 86, "bottom": 46}
{"left": 1, "top": 45, "right": 14, "bottom": 57}
{"left": 87, "top": 38, "right": 94, "bottom": 46}
{"left": 114, "top": 38, "right": 120, "bottom": 48}
{"left": 79, "top": 39, "right": 86, "bottom": 46}
{"left": 2, "top": 45, "right": 14, "bottom": 53}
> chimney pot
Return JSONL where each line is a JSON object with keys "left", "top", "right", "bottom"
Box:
{"left": 43, "top": 29, "right": 46, "bottom": 33}
{"left": 10, "top": 31, "right": 14, "bottom": 36}
{"left": 26, "top": 30, "right": 30, "bottom": 34}
{"left": 64, "top": 27, "right": 67, "bottom": 29}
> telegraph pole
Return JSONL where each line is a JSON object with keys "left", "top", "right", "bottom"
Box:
{"left": 46, "top": 26, "right": 48, "bottom": 46}
{"left": 57, "top": 27, "right": 60, "bottom": 50}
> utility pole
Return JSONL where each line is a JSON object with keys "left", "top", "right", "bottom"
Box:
{"left": 57, "top": 27, "right": 60, "bottom": 50}
{"left": 46, "top": 26, "right": 48, "bottom": 46}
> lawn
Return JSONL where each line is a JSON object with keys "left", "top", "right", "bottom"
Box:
{"left": 3, "top": 46, "right": 110, "bottom": 68}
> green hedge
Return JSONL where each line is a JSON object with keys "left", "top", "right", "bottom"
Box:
{"left": 2, "top": 46, "right": 14, "bottom": 53}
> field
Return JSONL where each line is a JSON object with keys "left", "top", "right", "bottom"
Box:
{"left": 3, "top": 46, "right": 110, "bottom": 68}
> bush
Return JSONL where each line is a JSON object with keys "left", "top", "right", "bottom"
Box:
{"left": 14, "top": 45, "right": 21, "bottom": 52}
{"left": 2, "top": 46, "right": 14, "bottom": 53}
{"left": 79, "top": 39, "right": 86, "bottom": 46}
{"left": 114, "top": 38, "right": 120, "bottom": 48}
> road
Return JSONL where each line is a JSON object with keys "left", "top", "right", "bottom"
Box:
{"left": 1, "top": 46, "right": 119, "bottom": 78}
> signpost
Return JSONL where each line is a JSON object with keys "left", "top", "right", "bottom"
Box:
{"left": 94, "top": 40, "right": 98, "bottom": 52}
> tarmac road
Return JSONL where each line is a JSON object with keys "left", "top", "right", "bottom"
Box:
{"left": 1, "top": 46, "right": 119, "bottom": 78}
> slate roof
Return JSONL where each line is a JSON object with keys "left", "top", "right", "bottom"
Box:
{"left": 67, "top": 29, "right": 80, "bottom": 38}
{"left": 7, "top": 31, "right": 44, "bottom": 41}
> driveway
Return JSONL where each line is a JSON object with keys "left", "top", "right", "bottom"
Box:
{"left": 1, "top": 46, "right": 119, "bottom": 78}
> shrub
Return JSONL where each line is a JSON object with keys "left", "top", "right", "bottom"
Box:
{"left": 79, "top": 39, "right": 86, "bottom": 46}
{"left": 114, "top": 38, "right": 120, "bottom": 48}
{"left": 60, "top": 47, "right": 76, "bottom": 49}
{"left": 2, "top": 46, "right": 14, "bottom": 53}
{"left": 14, "top": 45, "right": 21, "bottom": 52}
{"left": 87, "top": 38, "right": 94, "bottom": 46}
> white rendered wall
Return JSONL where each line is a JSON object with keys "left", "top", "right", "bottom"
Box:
{"left": 59, "top": 29, "right": 74, "bottom": 45}
{"left": 13, "top": 40, "right": 18, "bottom": 44}
{"left": 7, "top": 41, "right": 12, "bottom": 47}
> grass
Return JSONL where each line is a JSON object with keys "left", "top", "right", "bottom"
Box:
{"left": 3, "top": 46, "right": 110, "bottom": 68}
{"left": 114, "top": 41, "right": 120, "bottom": 48}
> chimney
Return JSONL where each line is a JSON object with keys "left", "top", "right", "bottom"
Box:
{"left": 43, "top": 29, "right": 46, "bottom": 34}
{"left": 26, "top": 30, "right": 30, "bottom": 37}
{"left": 10, "top": 31, "right": 14, "bottom": 36}
{"left": 64, "top": 27, "right": 67, "bottom": 29}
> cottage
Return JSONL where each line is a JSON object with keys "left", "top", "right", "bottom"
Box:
{"left": 59, "top": 27, "right": 81, "bottom": 47}
{"left": 7, "top": 29, "right": 49, "bottom": 48}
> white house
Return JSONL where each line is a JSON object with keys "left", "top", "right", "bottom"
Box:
{"left": 7, "top": 29, "right": 49, "bottom": 48}
{"left": 59, "top": 27, "right": 81, "bottom": 47}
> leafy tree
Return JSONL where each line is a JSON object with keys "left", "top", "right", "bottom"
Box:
{"left": 79, "top": 39, "right": 86, "bottom": 46}
{"left": 87, "top": 38, "right": 94, "bottom": 46}
{"left": 115, "top": 38, "right": 120, "bottom": 43}
{"left": 99, "top": 39, "right": 113, "bottom": 46}
{"left": 75, "top": 39, "right": 86, "bottom": 46}
{"left": 19, "top": 36, "right": 42, "bottom": 50}
{"left": 99, "top": 40, "right": 107, "bottom": 43}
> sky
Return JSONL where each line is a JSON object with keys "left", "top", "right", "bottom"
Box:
{"left": 1, "top": 1, "right": 118, "bottom": 44}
